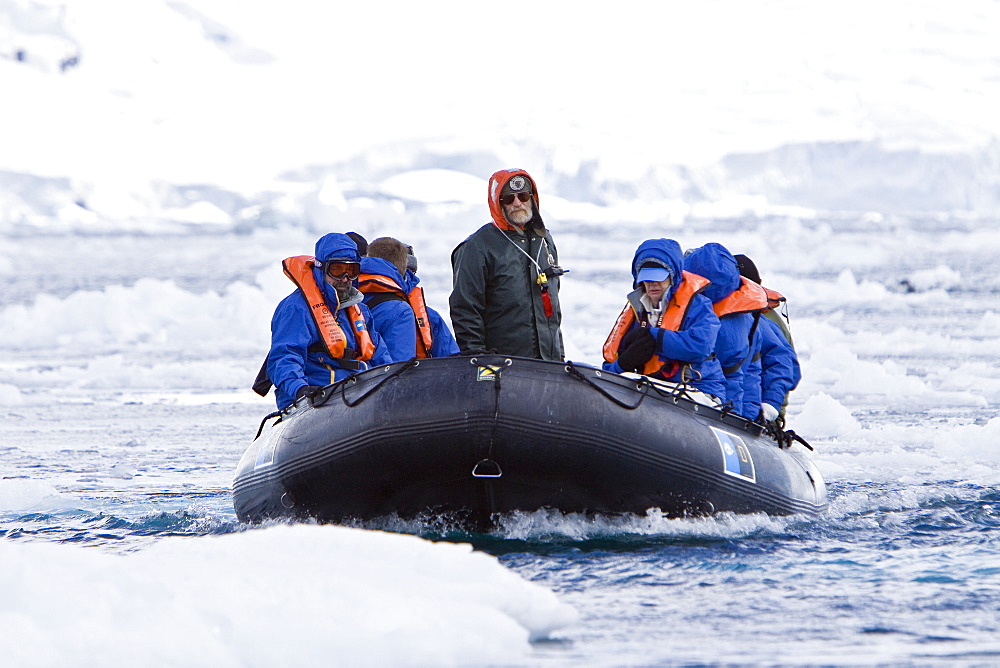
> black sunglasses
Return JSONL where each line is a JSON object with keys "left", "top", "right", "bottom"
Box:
{"left": 500, "top": 192, "right": 532, "bottom": 206}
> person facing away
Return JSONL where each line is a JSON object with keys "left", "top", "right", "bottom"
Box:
{"left": 265, "top": 232, "right": 391, "bottom": 411}
{"left": 602, "top": 238, "right": 726, "bottom": 403}
{"left": 683, "top": 242, "right": 768, "bottom": 417}
{"left": 401, "top": 244, "right": 460, "bottom": 357}
{"left": 358, "top": 236, "right": 459, "bottom": 360}
{"left": 734, "top": 253, "right": 801, "bottom": 425}
{"left": 449, "top": 168, "right": 565, "bottom": 360}
{"left": 357, "top": 237, "right": 419, "bottom": 362}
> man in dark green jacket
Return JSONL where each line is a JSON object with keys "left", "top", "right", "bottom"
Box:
{"left": 449, "top": 168, "right": 565, "bottom": 361}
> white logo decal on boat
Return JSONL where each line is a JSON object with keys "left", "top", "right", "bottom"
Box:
{"left": 712, "top": 427, "right": 756, "bottom": 483}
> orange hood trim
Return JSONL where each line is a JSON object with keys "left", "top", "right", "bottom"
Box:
{"left": 487, "top": 168, "right": 539, "bottom": 231}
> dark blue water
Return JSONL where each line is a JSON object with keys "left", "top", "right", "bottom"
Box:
{"left": 4, "top": 446, "right": 999, "bottom": 664}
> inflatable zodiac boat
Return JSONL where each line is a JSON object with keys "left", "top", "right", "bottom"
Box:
{"left": 233, "top": 355, "right": 826, "bottom": 528}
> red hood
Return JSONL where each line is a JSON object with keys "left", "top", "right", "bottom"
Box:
{"left": 488, "top": 168, "right": 540, "bottom": 231}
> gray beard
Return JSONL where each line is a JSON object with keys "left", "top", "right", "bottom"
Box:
{"left": 507, "top": 207, "right": 533, "bottom": 227}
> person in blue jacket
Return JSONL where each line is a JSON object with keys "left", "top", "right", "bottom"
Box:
{"left": 358, "top": 239, "right": 418, "bottom": 362}
{"left": 359, "top": 237, "right": 460, "bottom": 360}
{"left": 602, "top": 238, "right": 726, "bottom": 403}
{"left": 683, "top": 243, "right": 767, "bottom": 417}
{"left": 757, "top": 317, "right": 800, "bottom": 421}
{"left": 735, "top": 254, "right": 801, "bottom": 424}
{"left": 738, "top": 323, "right": 765, "bottom": 421}
{"left": 402, "top": 245, "right": 460, "bottom": 358}
{"left": 266, "top": 232, "right": 391, "bottom": 411}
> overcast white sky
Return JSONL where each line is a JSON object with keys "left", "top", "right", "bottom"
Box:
{"left": 5, "top": 0, "right": 999, "bottom": 190}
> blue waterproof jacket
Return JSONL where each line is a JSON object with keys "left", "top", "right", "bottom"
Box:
{"left": 359, "top": 257, "right": 418, "bottom": 363}
{"left": 759, "top": 315, "right": 801, "bottom": 412}
{"left": 742, "top": 315, "right": 801, "bottom": 419}
{"left": 403, "top": 269, "right": 460, "bottom": 357}
{"left": 684, "top": 243, "right": 753, "bottom": 415}
{"left": 267, "top": 233, "right": 391, "bottom": 410}
{"left": 603, "top": 238, "right": 725, "bottom": 399}
{"left": 427, "top": 306, "right": 460, "bottom": 357}
{"left": 740, "top": 322, "right": 764, "bottom": 420}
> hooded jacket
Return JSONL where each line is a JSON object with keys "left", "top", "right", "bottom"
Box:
{"left": 683, "top": 242, "right": 762, "bottom": 415}
{"left": 358, "top": 256, "right": 418, "bottom": 363}
{"left": 741, "top": 315, "right": 801, "bottom": 420}
{"left": 602, "top": 238, "right": 725, "bottom": 399}
{"left": 734, "top": 258, "right": 799, "bottom": 420}
{"left": 449, "top": 169, "right": 564, "bottom": 360}
{"left": 267, "top": 233, "right": 391, "bottom": 410}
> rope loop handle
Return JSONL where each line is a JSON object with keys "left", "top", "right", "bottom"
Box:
{"left": 564, "top": 361, "right": 650, "bottom": 410}
{"left": 313, "top": 360, "right": 421, "bottom": 409}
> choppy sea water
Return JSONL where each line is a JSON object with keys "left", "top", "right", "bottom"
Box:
{"left": 2, "top": 213, "right": 999, "bottom": 664}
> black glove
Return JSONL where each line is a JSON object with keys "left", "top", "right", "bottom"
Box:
{"left": 295, "top": 385, "right": 324, "bottom": 401}
{"left": 618, "top": 325, "right": 650, "bottom": 353}
{"left": 616, "top": 328, "right": 657, "bottom": 372}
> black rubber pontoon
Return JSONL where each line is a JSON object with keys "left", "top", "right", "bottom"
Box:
{"left": 233, "top": 355, "right": 826, "bottom": 528}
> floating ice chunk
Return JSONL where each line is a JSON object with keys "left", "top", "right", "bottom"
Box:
{"left": 0, "top": 524, "right": 579, "bottom": 665}
{"left": 792, "top": 392, "right": 861, "bottom": 437}
{"left": 898, "top": 265, "right": 962, "bottom": 293}
{"left": 108, "top": 463, "right": 137, "bottom": 480}
{"left": 0, "top": 382, "right": 24, "bottom": 405}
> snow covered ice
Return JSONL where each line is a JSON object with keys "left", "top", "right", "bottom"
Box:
{"left": 0, "top": 524, "right": 578, "bottom": 666}
{"left": 2, "top": 1, "right": 1000, "bottom": 665}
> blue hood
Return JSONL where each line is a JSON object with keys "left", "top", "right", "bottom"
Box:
{"left": 403, "top": 268, "right": 420, "bottom": 294}
{"left": 312, "top": 232, "right": 362, "bottom": 307}
{"left": 360, "top": 256, "right": 406, "bottom": 289}
{"left": 315, "top": 232, "right": 361, "bottom": 263}
{"left": 631, "top": 238, "right": 684, "bottom": 297}
{"left": 683, "top": 242, "right": 741, "bottom": 304}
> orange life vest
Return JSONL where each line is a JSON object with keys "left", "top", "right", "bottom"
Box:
{"left": 763, "top": 286, "right": 785, "bottom": 313}
{"left": 283, "top": 256, "right": 375, "bottom": 363}
{"left": 712, "top": 277, "right": 769, "bottom": 317}
{"left": 357, "top": 274, "right": 435, "bottom": 358}
{"left": 761, "top": 286, "right": 794, "bottom": 347}
{"left": 602, "top": 271, "right": 710, "bottom": 375}
{"left": 709, "top": 278, "right": 770, "bottom": 375}
{"left": 407, "top": 286, "right": 434, "bottom": 358}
